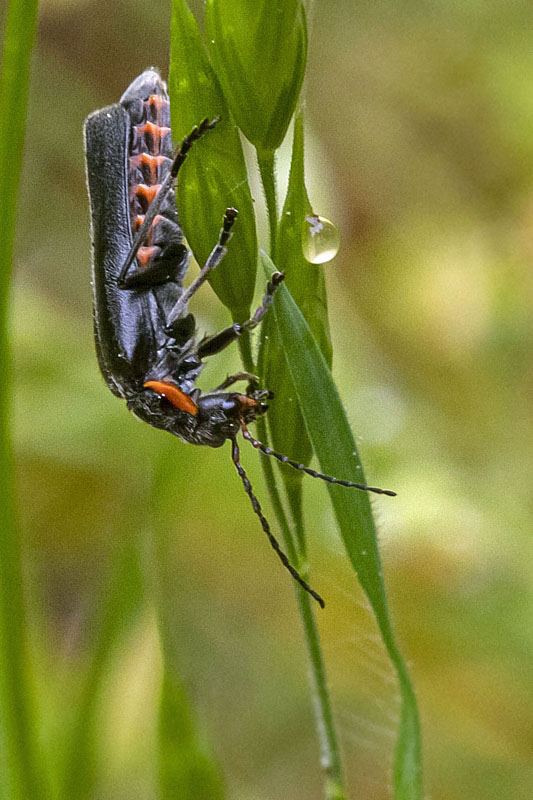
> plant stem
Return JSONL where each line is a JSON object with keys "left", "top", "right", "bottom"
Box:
{"left": 254, "top": 163, "right": 347, "bottom": 799}
{"left": 236, "top": 329, "right": 253, "bottom": 380}
{"left": 0, "top": 2, "right": 43, "bottom": 799}
{"left": 256, "top": 150, "right": 278, "bottom": 259}
{"left": 297, "top": 590, "right": 346, "bottom": 800}
{"left": 291, "top": 480, "right": 346, "bottom": 798}
{"left": 256, "top": 417, "right": 346, "bottom": 800}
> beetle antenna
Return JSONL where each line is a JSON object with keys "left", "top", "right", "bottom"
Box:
{"left": 241, "top": 425, "right": 396, "bottom": 497}
{"left": 230, "top": 438, "right": 325, "bottom": 608}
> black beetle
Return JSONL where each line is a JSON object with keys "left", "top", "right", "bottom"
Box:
{"left": 84, "top": 69, "right": 395, "bottom": 608}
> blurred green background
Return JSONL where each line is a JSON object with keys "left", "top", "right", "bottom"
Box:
{"left": 6, "top": 0, "right": 532, "bottom": 797}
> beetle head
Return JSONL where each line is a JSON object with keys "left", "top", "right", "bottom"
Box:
{"left": 193, "top": 392, "right": 267, "bottom": 447}
{"left": 138, "top": 383, "right": 268, "bottom": 448}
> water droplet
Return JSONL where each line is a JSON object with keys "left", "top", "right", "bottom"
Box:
{"left": 302, "top": 214, "right": 340, "bottom": 264}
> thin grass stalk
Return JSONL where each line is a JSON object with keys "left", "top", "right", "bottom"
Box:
{"left": 0, "top": 2, "right": 43, "bottom": 799}
{"left": 255, "top": 157, "right": 347, "bottom": 800}
{"left": 256, "top": 151, "right": 278, "bottom": 259}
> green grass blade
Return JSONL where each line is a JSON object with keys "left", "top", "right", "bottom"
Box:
{"left": 262, "top": 111, "right": 331, "bottom": 472}
{"left": 158, "top": 672, "right": 224, "bottom": 800}
{"left": 276, "top": 112, "right": 332, "bottom": 365}
{"left": 255, "top": 116, "right": 348, "bottom": 799}
{"left": 0, "top": 2, "right": 43, "bottom": 799}
{"left": 60, "top": 544, "right": 144, "bottom": 800}
{"left": 262, "top": 253, "right": 423, "bottom": 799}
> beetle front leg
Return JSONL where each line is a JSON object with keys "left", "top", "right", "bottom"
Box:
{"left": 164, "top": 208, "right": 238, "bottom": 329}
{"left": 197, "top": 270, "right": 285, "bottom": 359}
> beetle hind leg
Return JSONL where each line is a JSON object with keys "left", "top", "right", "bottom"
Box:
{"left": 197, "top": 271, "right": 284, "bottom": 359}
{"left": 164, "top": 208, "right": 238, "bottom": 330}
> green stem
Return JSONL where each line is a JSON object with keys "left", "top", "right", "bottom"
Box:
{"left": 256, "top": 417, "right": 346, "bottom": 800}
{"left": 256, "top": 150, "right": 278, "bottom": 259}
{"left": 0, "top": 3, "right": 44, "bottom": 799}
{"left": 255, "top": 416, "right": 298, "bottom": 566}
{"left": 237, "top": 329, "right": 254, "bottom": 377}
{"left": 254, "top": 171, "right": 347, "bottom": 799}
{"left": 295, "top": 588, "right": 346, "bottom": 800}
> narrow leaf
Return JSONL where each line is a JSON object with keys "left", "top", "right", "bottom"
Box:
{"left": 159, "top": 672, "right": 225, "bottom": 800}
{"left": 262, "top": 253, "right": 423, "bottom": 798}
{"left": 262, "top": 112, "right": 331, "bottom": 470}
{"left": 0, "top": 2, "right": 44, "bottom": 799}
{"left": 277, "top": 113, "right": 332, "bottom": 363}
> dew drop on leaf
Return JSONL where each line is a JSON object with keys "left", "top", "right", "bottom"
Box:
{"left": 302, "top": 214, "right": 340, "bottom": 264}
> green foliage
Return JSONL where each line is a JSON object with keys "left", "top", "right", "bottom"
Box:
{"left": 5, "top": 2, "right": 531, "bottom": 799}
{"left": 205, "top": 0, "right": 308, "bottom": 153}
{"left": 2, "top": 1, "right": 426, "bottom": 799}
{"left": 0, "top": 2, "right": 42, "bottom": 799}
{"left": 158, "top": 673, "right": 225, "bottom": 800}
{"left": 262, "top": 113, "right": 332, "bottom": 473}
{"left": 170, "top": 0, "right": 256, "bottom": 320}
{"left": 61, "top": 544, "right": 144, "bottom": 800}
{"left": 262, "top": 253, "right": 422, "bottom": 798}
{"left": 277, "top": 115, "right": 332, "bottom": 364}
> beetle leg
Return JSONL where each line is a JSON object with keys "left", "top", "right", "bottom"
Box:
{"left": 165, "top": 208, "right": 238, "bottom": 326}
{"left": 196, "top": 323, "right": 241, "bottom": 358}
{"left": 213, "top": 372, "right": 259, "bottom": 391}
{"left": 196, "top": 270, "right": 285, "bottom": 359}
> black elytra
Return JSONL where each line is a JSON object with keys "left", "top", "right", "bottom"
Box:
{"left": 84, "top": 68, "right": 395, "bottom": 609}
